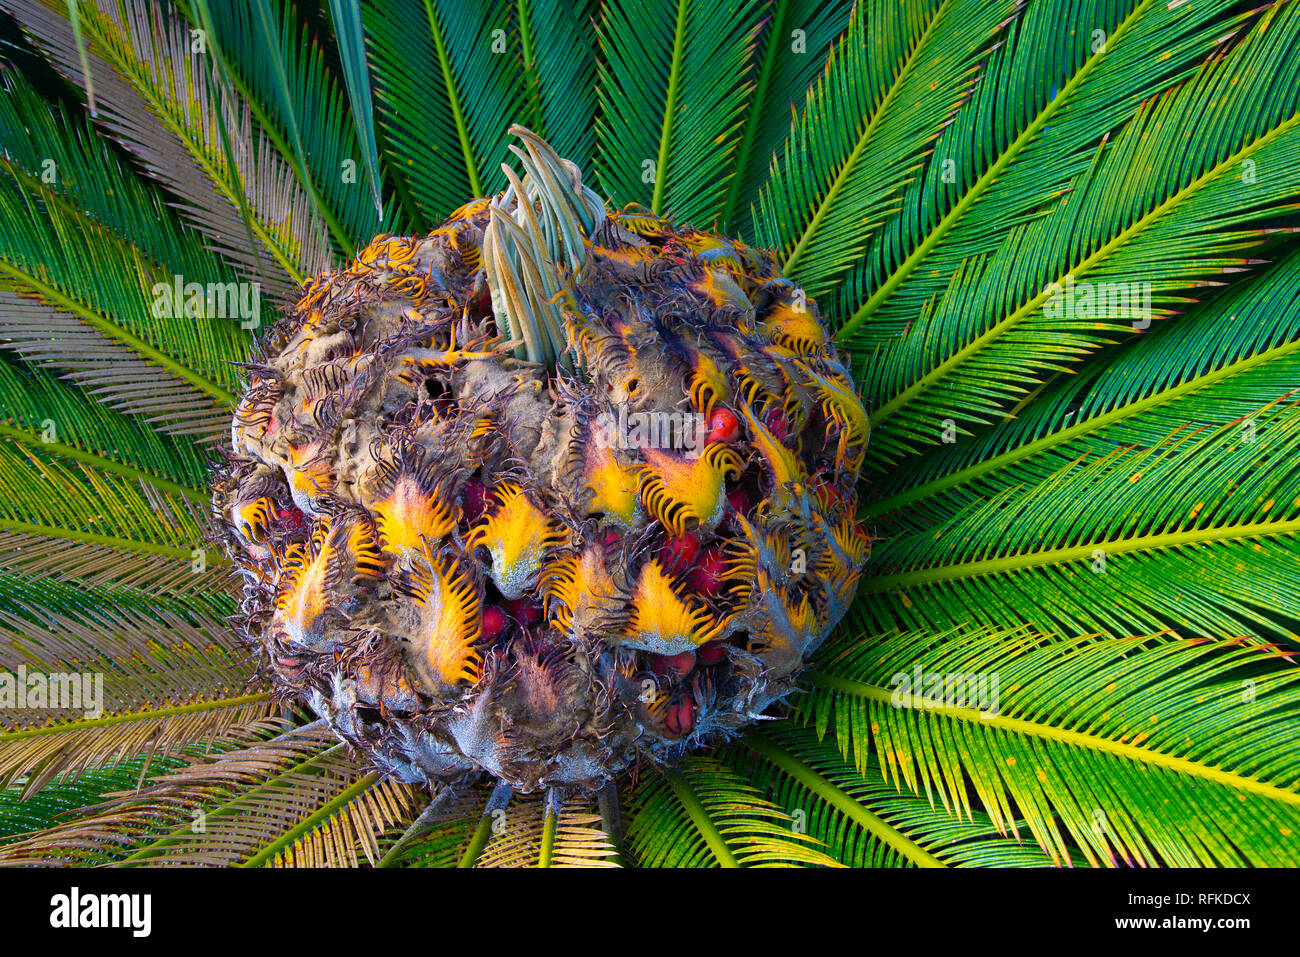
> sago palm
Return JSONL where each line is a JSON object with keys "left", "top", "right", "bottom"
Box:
{"left": 0, "top": 0, "right": 1297, "bottom": 868}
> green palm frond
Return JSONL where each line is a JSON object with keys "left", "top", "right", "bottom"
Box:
{"left": 799, "top": 625, "right": 1300, "bottom": 867}
{"left": 625, "top": 756, "right": 839, "bottom": 867}
{"left": 254, "top": 771, "right": 421, "bottom": 868}
{"left": 857, "top": 2, "right": 1300, "bottom": 464}
{"left": 0, "top": 692, "right": 276, "bottom": 806}
{"left": 837, "top": 0, "right": 1253, "bottom": 339}
{"left": 0, "top": 357, "right": 210, "bottom": 495}
{"left": 363, "top": 0, "right": 529, "bottom": 221}
{"left": 376, "top": 788, "right": 483, "bottom": 868}
{"left": 0, "top": 70, "right": 246, "bottom": 308}
{"left": 4, "top": 0, "right": 319, "bottom": 293}
{"left": 189, "top": 0, "right": 383, "bottom": 252}
{"left": 0, "top": 161, "right": 239, "bottom": 402}
{"left": 325, "top": 0, "right": 384, "bottom": 224}
{"left": 717, "top": 0, "right": 854, "bottom": 232}
{"left": 864, "top": 249, "right": 1300, "bottom": 521}
{"left": 0, "top": 288, "right": 233, "bottom": 442}
{"left": 0, "top": 575, "right": 260, "bottom": 795}
{"left": 594, "top": 0, "right": 764, "bottom": 222}
{"left": 465, "top": 790, "right": 620, "bottom": 868}
{"left": 858, "top": 401, "right": 1300, "bottom": 643}
{"left": 735, "top": 730, "right": 1073, "bottom": 867}
{"left": 0, "top": 438, "right": 220, "bottom": 578}
{"left": 0, "top": 756, "right": 187, "bottom": 841}
{"left": 751, "top": 0, "right": 1009, "bottom": 298}
{"left": 512, "top": 0, "right": 599, "bottom": 172}
{"left": 0, "top": 722, "right": 330, "bottom": 863}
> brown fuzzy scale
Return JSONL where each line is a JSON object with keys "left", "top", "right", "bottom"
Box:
{"left": 213, "top": 202, "right": 870, "bottom": 793}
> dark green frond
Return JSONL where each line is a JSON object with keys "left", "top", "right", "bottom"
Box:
{"left": 736, "top": 730, "right": 1070, "bottom": 867}
{"left": 326, "top": 0, "right": 385, "bottom": 223}
{"left": 0, "top": 723, "right": 328, "bottom": 864}
{"left": 0, "top": 356, "right": 211, "bottom": 493}
{"left": 4, "top": 0, "right": 313, "bottom": 294}
{"left": 837, "top": 0, "right": 1248, "bottom": 340}
{"left": 594, "top": 0, "right": 765, "bottom": 223}
{"left": 189, "top": 0, "right": 383, "bottom": 253}
{"left": 752, "top": 0, "right": 1010, "bottom": 298}
{"left": 859, "top": 3, "right": 1300, "bottom": 465}
{"left": 865, "top": 248, "right": 1300, "bottom": 521}
{"left": 719, "top": 0, "right": 854, "bottom": 233}
{"left": 857, "top": 401, "right": 1300, "bottom": 643}
{"left": 625, "top": 755, "right": 839, "bottom": 866}
{"left": 800, "top": 625, "right": 1300, "bottom": 866}
{"left": 363, "top": 0, "right": 527, "bottom": 222}
{"left": 513, "top": 0, "right": 599, "bottom": 168}
{"left": 0, "top": 755, "right": 187, "bottom": 843}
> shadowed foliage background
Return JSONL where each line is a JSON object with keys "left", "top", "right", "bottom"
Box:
{"left": 0, "top": 0, "right": 1297, "bottom": 867}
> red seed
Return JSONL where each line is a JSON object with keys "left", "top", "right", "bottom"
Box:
{"left": 706, "top": 407, "right": 740, "bottom": 444}
{"left": 275, "top": 505, "right": 306, "bottom": 531}
{"left": 665, "top": 698, "right": 695, "bottom": 736}
{"left": 481, "top": 606, "right": 510, "bottom": 641}
{"left": 502, "top": 597, "right": 542, "bottom": 627}
{"left": 461, "top": 480, "right": 488, "bottom": 522}
{"left": 688, "top": 546, "right": 726, "bottom": 598}
{"left": 810, "top": 476, "right": 840, "bottom": 511}
{"left": 649, "top": 650, "right": 696, "bottom": 677}
{"left": 696, "top": 641, "right": 727, "bottom": 666}
{"left": 659, "top": 533, "right": 700, "bottom": 575}
{"left": 726, "top": 486, "right": 751, "bottom": 517}
{"left": 762, "top": 406, "right": 790, "bottom": 441}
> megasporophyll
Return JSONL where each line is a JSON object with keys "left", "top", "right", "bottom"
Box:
{"left": 213, "top": 128, "right": 870, "bottom": 793}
